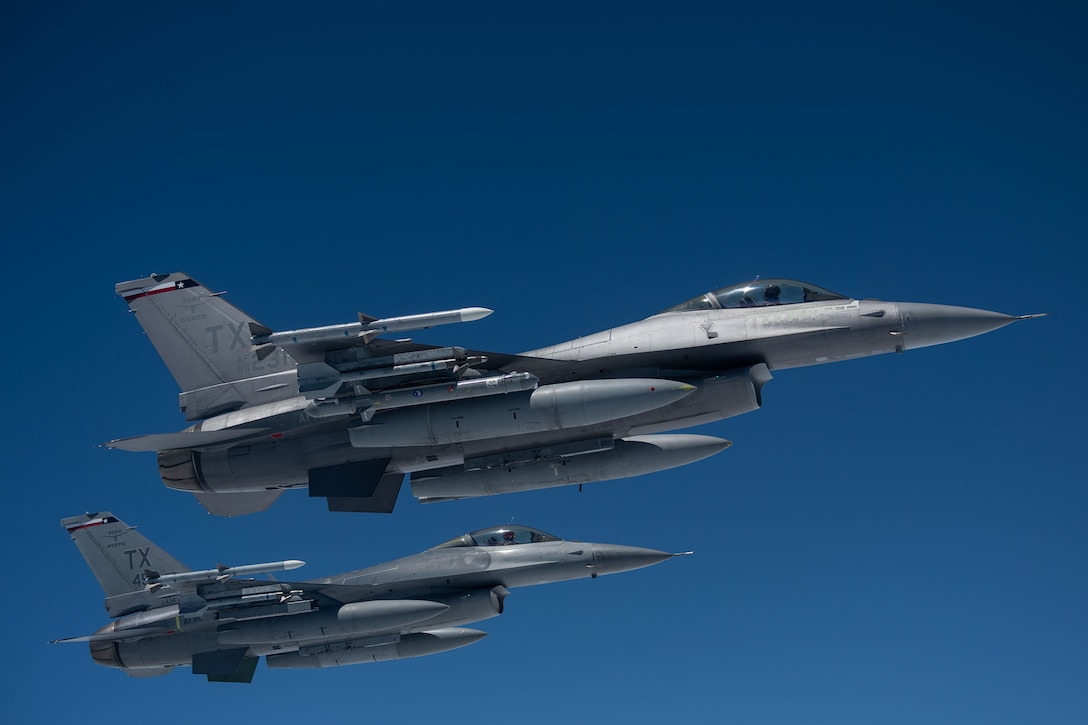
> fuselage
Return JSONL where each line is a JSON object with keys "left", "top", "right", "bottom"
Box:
{"left": 172, "top": 299, "right": 899, "bottom": 487}
{"left": 111, "top": 274, "right": 1032, "bottom": 510}
{"left": 524, "top": 297, "right": 901, "bottom": 375}
{"left": 88, "top": 527, "right": 672, "bottom": 673}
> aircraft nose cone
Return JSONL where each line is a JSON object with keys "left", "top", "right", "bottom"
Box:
{"left": 590, "top": 544, "right": 678, "bottom": 576}
{"left": 896, "top": 302, "right": 1025, "bottom": 350}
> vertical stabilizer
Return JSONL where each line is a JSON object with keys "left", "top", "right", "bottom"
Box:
{"left": 61, "top": 512, "right": 190, "bottom": 597}
{"left": 115, "top": 273, "right": 277, "bottom": 393}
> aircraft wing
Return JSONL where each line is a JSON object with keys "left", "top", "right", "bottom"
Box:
{"left": 306, "top": 582, "right": 460, "bottom": 604}
{"left": 370, "top": 344, "right": 574, "bottom": 385}
{"left": 250, "top": 297, "right": 575, "bottom": 397}
{"left": 51, "top": 627, "right": 171, "bottom": 644}
{"left": 311, "top": 584, "right": 382, "bottom": 603}
{"left": 464, "top": 349, "right": 577, "bottom": 381}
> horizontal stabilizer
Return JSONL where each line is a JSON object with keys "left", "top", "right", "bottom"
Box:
{"left": 194, "top": 490, "right": 284, "bottom": 517}
{"left": 125, "top": 666, "right": 175, "bottom": 679}
{"left": 51, "top": 627, "right": 171, "bottom": 644}
{"left": 104, "top": 428, "right": 272, "bottom": 452}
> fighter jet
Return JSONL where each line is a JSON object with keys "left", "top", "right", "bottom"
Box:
{"left": 106, "top": 273, "right": 1043, "bottom": 515}
{"left": 53, "top": 512, "right": 682, "bottom": 682}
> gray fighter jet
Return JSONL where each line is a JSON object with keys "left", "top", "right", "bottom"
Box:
{"left": 53, "top": 512, "right": 682, "bottom": 682}
{"left": 106, "top": 273, "right": 1043, "bottom": 515}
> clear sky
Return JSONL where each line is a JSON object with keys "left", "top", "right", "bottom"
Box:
{"left": 4, "top": 2, "right": 1085, "bottom": 723}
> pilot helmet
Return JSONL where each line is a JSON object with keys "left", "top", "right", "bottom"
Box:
{"left": 503, "top": 530, "right": 516, "bottom": 541}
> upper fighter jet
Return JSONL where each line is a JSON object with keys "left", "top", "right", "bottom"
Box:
{"left": 106, "top": 273, "right": 1043, "bottom": 515}
{"left": 53, "top": 511, "right": 680, "bottom": 682}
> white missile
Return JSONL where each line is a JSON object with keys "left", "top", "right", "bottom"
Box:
{"left": 251, "top": 307, "right": 493, "bottom": 349}
{"left": 147, "top": 559, "right": 305, "bottom": 586}
{"left": 359, "top": 307, "right": 493, "bottom": 333}
{"left": 218, "top": 600, "right": 452, "bottom": 646}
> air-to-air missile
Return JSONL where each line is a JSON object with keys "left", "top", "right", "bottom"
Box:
{"left": 144, "top": 559, "right": 306, "bottom": 587}
{"left": 251, "top": 306, "right": 493, "bottom": 354}
{"left": 105, "top": 273, "right": 1044, "bottom": 516}
{"left": 54, "top": 512, "right": 684, "bottom": 682}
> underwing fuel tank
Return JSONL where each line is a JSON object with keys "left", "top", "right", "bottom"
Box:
{"left": 350, "top": 378, "right": 696, "bottom": 448}
{"left": 265, "top": 628, "right": 488, "bottom": 669}
{"left": 217, "top": 599, "right": 452, "bottom": 646}
{"left": 219, "top": 587, "right": 504, "bottom": 648}
{"left": 411, "top": 433, "right": 731, "bottom": 502}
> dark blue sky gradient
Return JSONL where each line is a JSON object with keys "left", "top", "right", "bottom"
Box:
{"left": 4, "top": 3, "right": 1084, "bottom": 723}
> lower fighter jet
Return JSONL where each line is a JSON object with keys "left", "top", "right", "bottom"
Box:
{"left": 53, "top": 512, "right": 683, "bottom": 682}
{"left": 105, "top": 273, "right": 1044, "bottom": 515}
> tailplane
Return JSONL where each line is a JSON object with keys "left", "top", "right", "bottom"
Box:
{"left": 62, "top": 512, "right": 190, "bottom": 597}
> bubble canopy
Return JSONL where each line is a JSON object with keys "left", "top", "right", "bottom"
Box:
{"left": 431, "top": 525, "right": 563, "bottom": 549}
{"left": 660, "top": 279, "right": 848, "bottom": 313}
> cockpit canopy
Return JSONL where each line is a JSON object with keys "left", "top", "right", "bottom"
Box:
{"left": 660, "top": 279, "right": 848, "bottom": 313}
{"left": 431, "top": 525, "right": 562, "bottom": 549}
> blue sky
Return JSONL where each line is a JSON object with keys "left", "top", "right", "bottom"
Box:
{"left": 4, "top": 2, "right": 1085, "bottom": 723}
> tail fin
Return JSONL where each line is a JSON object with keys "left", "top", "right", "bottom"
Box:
{"left": 115, "top": 273, "right": 274, "bottom": 394}
{"left": 61, "top": 512, "right": 190, "bottom": 597}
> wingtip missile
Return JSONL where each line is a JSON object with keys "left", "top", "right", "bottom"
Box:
{"left": 251, "top": 307, "right": 494, "bottom": 350}
{"left": 147, "top": 559, "right": 305, "bottom": 586}
{"left": 362, "top": 306, "right": 494, "bottom": 333}
{"left": 456, "top": 306, "right": 494, "bottom": 323}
